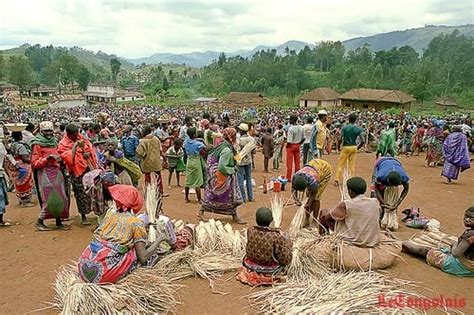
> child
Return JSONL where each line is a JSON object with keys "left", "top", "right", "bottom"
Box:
{"left": 166, "top": 138, "right": 184, "bottom": 189}
{"left": 260, "top": 127, "right": 274, "bottom": 173}
{"left": 237, "top": 207, "right": 293, "bottom": 286}
{"left": 402, "top": 206, "right": 474, "bottom": 277}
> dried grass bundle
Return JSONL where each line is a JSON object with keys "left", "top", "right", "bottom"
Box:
{"left": 145, "top": 182, "right": 160, "bottom": 242}
{"left": 194, "top": 219, "right": 246, "bottom": 257}
{"left": 381, "top": 186, "right": 399, "bottom": 231}
{"left": 286, "top": 230, "right": 335, "bottom": 281}
{"left": 53, "top": 265, "right": 181, "bottom": 314}
{"left": 248, "top": 271, "right": 429, "bottom": 314}
{"left": 339, "top": 162, "right": 351, "bottom": 201}
{"left": 270, "top": 195, "right": 283, "bottom": 228}
{"left": 287, "top": 200, "right": 307, "bottom": 238}
{"left": 410, "top": 231, "right": 457, "bottom": 250}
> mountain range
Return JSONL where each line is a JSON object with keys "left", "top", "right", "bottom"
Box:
{"left": 2, "top": 24, "right": 473, "bottom": 69}
{"left": 126, "top": 24, "right": 473, "bottom": 67}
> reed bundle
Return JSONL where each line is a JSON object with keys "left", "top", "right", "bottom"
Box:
{"left": 53, "top": 265, "right": 181, "bottom": 314}
{"left": 380, "top": 186, "right": 399, "bottom": 231}
{"left": 195, "top": 219, "right": 247, "bottom": 257}
{"left": 145, "top": 182, "right": 160, "bottom": 242}
{"left": 287, "top": 200, "right": 307, "bottom": 238}
{"left": 339, "top": 162, "right": 351, "bottom": 201}
{"left": 286, "top": 230, "right": 335, "bottom": 281}
{"left": 248, "top": 271, "right": 427, "bottom": 314}
{"left": 270, "top": 195, "right": 283, "bottom": 228}
{"left": 410, "top": 231, "right": 457, "bottom": 249}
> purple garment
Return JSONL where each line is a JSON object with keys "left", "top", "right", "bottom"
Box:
{"left": 201, "top": 155, "right": 243, "bottom": 215}
{"left": 441, "top": 132, "right": 470, "bottom": 180}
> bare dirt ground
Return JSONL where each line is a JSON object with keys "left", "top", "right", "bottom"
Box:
{"left": 0, "top": 152, "right": 472, "bottom": 314}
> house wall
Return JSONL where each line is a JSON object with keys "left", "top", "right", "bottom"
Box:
{"left": 87, "top": 85, "right": 115, "bottom": 97}
{"left": 340, "top": 100, "right": 411, "bottom": 111}
{"left": 299, "top": 99, "right": 340, "bottom": 108}
{"left": 116, "top": 95, "right": 145, "bottom": 103}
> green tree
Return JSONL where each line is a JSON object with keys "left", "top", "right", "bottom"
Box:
{"left": 76, "top": 65, "right": 91, "bottom": 90}
{"left": 162, "top": 76, "right": 170, "bottom": 91}
{"left": 54, "top": 53, "right": 80, "bottom": 92}
{"left": 8, "top": 56, "right": 35, "bottom": 99}
{"left": 0, "top": 54, "right": 5, "bottom": 81}
{"left": 217, "top": 52, "right": 227, "bottom": 67}
{"left": 110, "top": 58, "right": 121, "bottom": 82}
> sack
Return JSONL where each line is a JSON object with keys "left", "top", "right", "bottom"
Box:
{"left": 333, "top": 234, "right": 401, "bottom": 271}
{"left": 176, "top": 158, "right": 186, "bottom": 172}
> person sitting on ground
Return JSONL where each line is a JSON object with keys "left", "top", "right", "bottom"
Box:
{"left": 78, "top": 185, "right": 167, "bottom": 284}
{"left": 237, "top": 207, "right": 293, "bottom": 286}
{"left": 319, "top": 177, "right": 401, "bottom": 271}
{"left": 291, "top": 158, "right": 333, "bottom": 228}
{"left": 402, "top": 207, "right": 474, "bottom": 277}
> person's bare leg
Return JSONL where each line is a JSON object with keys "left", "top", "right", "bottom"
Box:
{"left": 196, "top": 188, "right": 202, "bottom": 203}
{"left": 176, "top": 171, "right": 181, "bottom": 187}
{"left": 402, "top": 241, "right": 431, "bottom": 258}
{"left": 168, "top": 170, "right": 173, "bottom": 189}
{"left": 312, "top": 200, "right": 321, "bottom": 225}
{"left": 303, "top": 210, "right": 311, "bottom": 228}
{"left": 232, "top": 213, "right": 246, "bottom": 224}
{"left": 185, "top": 187, "right": 190, "bottom": 203}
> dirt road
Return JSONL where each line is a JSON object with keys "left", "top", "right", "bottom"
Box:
{"left": 0, "top": 153, "right": 472, "bottom": 314}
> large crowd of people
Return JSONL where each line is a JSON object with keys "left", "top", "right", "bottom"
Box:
{"left": 0, "top": 102, "right": 472, "bottom": 282}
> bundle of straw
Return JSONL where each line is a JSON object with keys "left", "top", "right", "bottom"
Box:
{"left": 194, "top": 219, "right": 247, "bottom": 257}
{"left": 234, "top": 139, "right": 256, "bottom": 164}
{"left": 287, "top": 200, "right": 308, "bottom": 238}
{"left": 248, "top": 271, "right": 431, "bottom": 314}
{"left": 286, "top": 230, "right": 335, "bottom": 281}
{"left": 270, "top": 195, "right": 284, "bottom": 228}
{"left": 410, "top": 231, "right": 457, "bottom": 250}
{"left": 53, "top": 265, "right": 181, "bottom": 314}
{"left": 338, "top": 162, "right": 351, "bottom": 201}
{"left": 380, "top": 186, "right": 399, "bottom": 231}
{"left": 145, "top": 182, "right": 160, "bottom": 242}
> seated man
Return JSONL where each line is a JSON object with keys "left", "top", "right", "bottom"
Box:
{"left": 319, "top": 177, "right": 401, "bottom": 271}
{"left": 372, "top": 156, "right": 410, "bottom": 231}
{"left": 402, "top": 207, "right": 474, "bottom": 277}
{"left": 291, "top": 158, "right": 333, "bottom": 227}
{"left": 237, "top": 207, "right": 293, "bottom": 286}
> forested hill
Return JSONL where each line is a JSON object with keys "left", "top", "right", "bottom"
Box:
{"left": 343, "top": 24, "right": 474, "bottom": 53}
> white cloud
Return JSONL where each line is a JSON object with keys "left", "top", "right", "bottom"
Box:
{"left": 0, "top": 0, "right": 471, "bottom": 57}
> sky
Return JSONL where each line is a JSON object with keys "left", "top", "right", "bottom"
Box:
{"left": 0, "top": 0, "right": 472, "bottom": 58}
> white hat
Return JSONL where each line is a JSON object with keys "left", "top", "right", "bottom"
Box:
{"left": 238, "top": 123, "right": 249, "bottom": 132}
{"left": 318, "top": 110, "right": 328, "bottom": 116}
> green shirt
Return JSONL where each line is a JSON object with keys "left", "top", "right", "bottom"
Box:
{"left": 341, "top": 124, "right": 363, "bottom": 146}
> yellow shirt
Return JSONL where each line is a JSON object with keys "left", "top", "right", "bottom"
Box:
{"left": 95, "top": 211, "right": 147, "bottom": 248}
{"left": 315, "top": 120, "right": 327, "bottom": 150}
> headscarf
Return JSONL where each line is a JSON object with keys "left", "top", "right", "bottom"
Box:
{"left": 108, "top": 185, "right": 143, "bottom": 214}
{"left": 222, "top": 127, "right": 237, "bottom": 144}
{"left": 200, "top": 119, "right": 210, "bottom": 129}
{"left": 39, "top": 121, "right": 54, "bottom": 131}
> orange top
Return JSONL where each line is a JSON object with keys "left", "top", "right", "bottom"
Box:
{"left": 57, "top": 134, "right": 97, "bottom": 177}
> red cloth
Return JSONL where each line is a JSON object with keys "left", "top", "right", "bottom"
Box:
{"left": 108, "top": 185, "right": 143, "bottom": 213}
{"left": 31, "top": 145, "right": 60, "bottom": 170}
{"left": 236, "top": 267, "right": 280, "bottom": 286}
{"left": 57, "top": 134, "right": 97, "bottom": 177}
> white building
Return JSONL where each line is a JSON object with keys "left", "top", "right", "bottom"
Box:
{"left": 299, "top": 87, "right": 340, "bottom": 108}
{"left": 84, "top": 84, "right": 145, "bottom": 104}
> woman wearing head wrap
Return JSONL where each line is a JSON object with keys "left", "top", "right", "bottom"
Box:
{"left": 425, "top": 120, "right": 445, "bottom": 167}
{"left": 78, "top": 185, "right": 167, "bottom": 284}
{"left": 441, "top": 125, "right": 471, "bottom": 184}
{"left": 31, "top": 121, "right": 70, "bottom": 231}
{"left": 200, "top": 127, "right": 245, "bottom": 224}
{"left": 5, "top": 125, "right": 35, "bottom": 207}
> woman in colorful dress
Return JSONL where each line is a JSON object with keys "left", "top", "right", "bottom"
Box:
{"left": 8, "top": 129, "right": 34, "bottom": 207}
{"left": 78, "top": 185, "right": 167, "bottom": 284}
{"left": 31, "top": 121, "right": 70, "bottom": 231}
{"left": 425, "top": 120, "right": 445, "bottom": 167}
{"left": 441, "top": 126, "right": 471, "bottom": 184}
{"left": 200, "top": 128, "right": 245, "bottom": 224}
